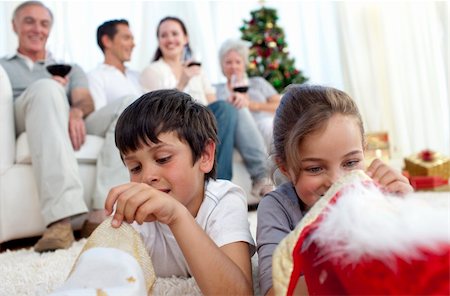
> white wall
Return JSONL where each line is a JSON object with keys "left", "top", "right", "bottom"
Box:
{"left": 1, "top": 1, "right": 448, "bottom": 156}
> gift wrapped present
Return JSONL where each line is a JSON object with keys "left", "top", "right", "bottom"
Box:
{"left": 404, "top": 150, "right": 450, "bottom": 179}
{"left": 364, "top": 132, "right": 390, "bottom": 166}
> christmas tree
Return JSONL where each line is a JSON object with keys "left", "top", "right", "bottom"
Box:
{"left": 240, "top": 7, "right": 308, "bottom": 92}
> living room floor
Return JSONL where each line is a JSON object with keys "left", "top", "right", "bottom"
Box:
{"left": 0, "top": 211, "right": 259, "bottom": 253}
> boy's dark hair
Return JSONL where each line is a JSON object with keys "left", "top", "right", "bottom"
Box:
{"left": 97, "top": 19, "right": 129, "bottom": 52}
{"left": 115, "top": 89, "right": 218, "bottom": 180}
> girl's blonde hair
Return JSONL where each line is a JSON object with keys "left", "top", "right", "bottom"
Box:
{"left": 273, "top": 84, "right": 365, "bottom": 180}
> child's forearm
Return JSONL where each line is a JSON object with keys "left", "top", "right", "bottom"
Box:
{"left": 169, "top": 208, "right": 253, "bottom": 295}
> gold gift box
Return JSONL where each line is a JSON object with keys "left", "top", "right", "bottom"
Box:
{"left": 404, "top": 151, "right": 450, "bottom": 179}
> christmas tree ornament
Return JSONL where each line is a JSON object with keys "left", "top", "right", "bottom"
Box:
{"left": 273, "top": 79, "right": 282, "bottom": 88}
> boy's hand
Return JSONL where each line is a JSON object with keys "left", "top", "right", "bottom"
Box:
{"left": 104, "top": 182, "right": 183, "bottom": 228}
{"left": 366, "top": 158, "right": 413, "bottom": 195}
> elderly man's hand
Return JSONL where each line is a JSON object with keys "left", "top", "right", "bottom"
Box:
{"left": 68, "top": 108, "right": 86, "bottom": 150}
{"left": 51, "top": 75, "right": 69, "bottom": 86}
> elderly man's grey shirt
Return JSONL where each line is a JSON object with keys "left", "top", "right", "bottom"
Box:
{"left": 0, "top": 54, "right": 87, "bottom": 100}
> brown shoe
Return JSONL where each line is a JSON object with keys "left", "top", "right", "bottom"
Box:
{"left": 80, "top": 220, "right": 100, "bottom": 238}
{"left": 34, "top": 222, "right": 74, "bottom": 253}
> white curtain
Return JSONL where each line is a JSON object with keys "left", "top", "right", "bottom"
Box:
{"left": 337, "top": 2, "right": 449, "bottom": 157}
{"left": 1, "top": 1, "right": 448, "bottom": 157}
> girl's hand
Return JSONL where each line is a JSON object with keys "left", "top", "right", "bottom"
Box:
{"left": 177, "top": 63, "right": 201, "bottom": 90}
{"left": 104, "top": 182, "right": 183, "bottom": 228}
{"left": 366, "top": 158, "right": 413, "bottom": 195}
{"left": 228, "top": 92, "right": 250, "bottom": 109}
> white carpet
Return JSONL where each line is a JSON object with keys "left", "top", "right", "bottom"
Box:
{"left": 0, "top": 239, "right": 204, "bottom": 296}
{"left": 0, "top": 213, "right": 259, "bottom": 296}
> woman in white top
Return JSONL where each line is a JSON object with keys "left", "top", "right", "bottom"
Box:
{"left": 140, "top": 17, "right": 272, "bottom": 203}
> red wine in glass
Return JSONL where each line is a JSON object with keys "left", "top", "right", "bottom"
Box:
{"left": 46, "top": 64, "right": 72, "bottom": 77}
{"left": 187, "top": 61, "right": 202, "bottom": 67}
{"left": 182, "top": 45, "right": 202, "bottom": 67}
{"left": 233, "top": 86, "right": 249, "bottom": 93}
{"left": 231, "top": 73, "right": 249, "bottom": 93}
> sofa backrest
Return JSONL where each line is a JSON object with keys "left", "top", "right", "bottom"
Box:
{"left": 0, "top": 64, "right": 15, "bottom": 171}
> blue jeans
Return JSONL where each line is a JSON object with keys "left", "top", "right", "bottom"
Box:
{"left": 235, "top": 107, "right": 268, "bottom": 182}
{"left": 208, "top": 101, "right": 237, "bottom": 180}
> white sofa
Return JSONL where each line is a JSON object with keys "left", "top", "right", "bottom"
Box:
{"left": 0, "top": 65, "right": 251, "bottom": 244}
{"left": 0, "top": 65, "right": 105, "bottom": 244}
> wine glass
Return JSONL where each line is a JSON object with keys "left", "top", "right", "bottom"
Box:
{"left": 46, "top": 64, "right": 72, "bottom": 77}
{"left": 182, "top": 45, "right": 202, "bottom": 67}
{"left": 231, "top": 72, "right": 249, "bottom": 93}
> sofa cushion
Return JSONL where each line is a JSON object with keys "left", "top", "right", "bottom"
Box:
{"left": 15, "top": 132, "right": 105, "bottom": 164}
{"left": 0, "top": 64, "right": 15, "bottom": 170}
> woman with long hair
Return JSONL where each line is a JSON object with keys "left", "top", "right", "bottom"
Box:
{"left": 140, "top": 17, "right": 272, "bottom": 205}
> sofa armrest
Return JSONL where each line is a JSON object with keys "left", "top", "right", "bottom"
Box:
{"left": 0, "top": 64, "right": 15, "bottom": 171}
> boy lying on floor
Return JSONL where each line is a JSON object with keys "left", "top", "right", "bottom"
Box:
{"left": 52, "top": 89, "right": 255, "bottom": 295}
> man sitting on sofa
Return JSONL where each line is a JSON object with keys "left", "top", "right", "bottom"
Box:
{"left": 88, "top": 19, "right": 142, "bottom": 111}
{"left": 0, "top": 1, "right": 128, "bottom": 252}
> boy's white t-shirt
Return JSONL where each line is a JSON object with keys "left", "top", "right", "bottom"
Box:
{"left": 132, "top": 179, "right": 255, "bottom": 277}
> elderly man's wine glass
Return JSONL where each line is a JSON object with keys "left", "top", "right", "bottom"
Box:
{"left": 46, "top": 64, "right": 72, "bottom": 77}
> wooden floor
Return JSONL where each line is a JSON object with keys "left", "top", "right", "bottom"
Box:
{"left": 0, "top": 213, "right": 258, "bottom": 253}
{"left": 0, "top": 236, "right": 40, "bottom": 252}
{"left": 0, "top": 231, "right": 85, "bottom": 253}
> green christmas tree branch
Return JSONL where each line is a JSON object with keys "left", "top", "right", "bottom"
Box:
{"left": 240, "top": 6, "right": 308, "bottom": 92}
